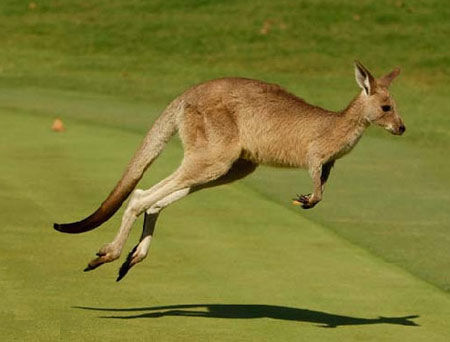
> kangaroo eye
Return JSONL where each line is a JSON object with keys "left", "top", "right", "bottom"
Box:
{"left": 381, "top": 105, "right": 391, "bottom": 112}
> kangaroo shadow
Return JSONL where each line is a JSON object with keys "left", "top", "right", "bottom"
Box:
{"left": 74, "top": 304, "right": 419, "bottom": 328}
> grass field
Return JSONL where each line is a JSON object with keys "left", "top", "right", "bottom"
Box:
{"left": 1, "top": 1, "right": 449, "bottom": 341}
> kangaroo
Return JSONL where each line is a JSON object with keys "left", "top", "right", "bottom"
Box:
{"left": 54, "top": 61, "right": 405, "bottom": 281}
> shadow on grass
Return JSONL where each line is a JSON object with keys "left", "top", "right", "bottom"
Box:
{"left": 74, "top": 304, "right": 419, "bottom": 328}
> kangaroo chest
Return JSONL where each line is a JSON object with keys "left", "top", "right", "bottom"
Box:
{"left": 329, "top": 125, "right": 366, "bottom": 160}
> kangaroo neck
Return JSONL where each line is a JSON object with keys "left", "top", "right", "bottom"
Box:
{"left": 329, "top": 94, "right": 370, "bottom": 159}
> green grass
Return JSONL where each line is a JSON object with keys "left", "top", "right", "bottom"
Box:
{"left": 0, "top": 0, "right": 449, "bottom": 340}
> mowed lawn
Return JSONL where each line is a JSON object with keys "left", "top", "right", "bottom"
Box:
{"left": 0, "top": 0, "right": 449, "bottom": 341}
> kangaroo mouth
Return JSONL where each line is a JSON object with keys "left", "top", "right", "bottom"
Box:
{"left": 392, "top": 125, "right": 406, "bottom": 135}
{"left": 385, "top": 125, "right": 405, "bottom": 136}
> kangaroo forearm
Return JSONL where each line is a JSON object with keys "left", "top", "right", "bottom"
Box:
{"left": 321, "top": 160, "right": 335, "bottom": 188}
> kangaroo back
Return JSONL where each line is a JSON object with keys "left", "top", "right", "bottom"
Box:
{"left": 53, "top": 100, "right": 182, "bottom": 234}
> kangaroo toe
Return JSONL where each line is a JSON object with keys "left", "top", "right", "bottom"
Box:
{"left": 292, "top": 193, "right": 319, "bottom": 209}
{"left": 84, "top": 243, "right": 121, "bottom": 272}
{"left": 116, "top": 244, "right": 149, "bottom": 282}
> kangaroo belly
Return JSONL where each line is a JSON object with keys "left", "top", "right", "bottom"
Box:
{"left": 239, "top": 132, "right": 309, "bottom": 168}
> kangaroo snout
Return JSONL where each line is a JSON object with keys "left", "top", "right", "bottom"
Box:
{"left": 391, "top": 124, "right": 405, "bottom": 136}
{"left": 386, "top": 123, "right": 405, "bottom": 135}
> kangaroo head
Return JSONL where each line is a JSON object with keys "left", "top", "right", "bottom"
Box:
{"left": 354, "top": 61, "right": 405, "bottom": 135}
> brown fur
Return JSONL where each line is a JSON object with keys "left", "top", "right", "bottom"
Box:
{"left": 54, "top": 62, "right": 405, "bottom": 279}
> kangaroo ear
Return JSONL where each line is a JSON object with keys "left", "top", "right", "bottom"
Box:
{"left": 354, "top": 60, "right": 376, "bottom": 95}
{"left": 378, "top": 67, "right": 400, "bottom": 87}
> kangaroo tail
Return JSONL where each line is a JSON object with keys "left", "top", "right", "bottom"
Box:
{"left": 53, "top": 100, "right": 182, "bottom": 234}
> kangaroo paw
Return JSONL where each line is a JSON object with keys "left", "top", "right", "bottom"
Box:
{"left": 292, "top": 193, "right": 316, "bottom": 209}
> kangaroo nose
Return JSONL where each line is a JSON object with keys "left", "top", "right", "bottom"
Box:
{"left": 399, "top": 125, "right": 406, "bottom": 134}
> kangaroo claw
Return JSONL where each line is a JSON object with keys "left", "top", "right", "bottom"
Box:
{"left": 116, "top": 245, "right": 138, "bottom": 282}
{"left": 83, "top": 259, "right": 105, "bottom": 272}
{"left": 84, "top": 244, "right": 121, "bottom": 273}
{"left": 293, "top": 193, "right": 315, "bottom": 209}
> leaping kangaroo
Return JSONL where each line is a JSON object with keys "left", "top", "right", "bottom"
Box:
{"left": 54, "top": 61, "right": 405, "bottom": 281}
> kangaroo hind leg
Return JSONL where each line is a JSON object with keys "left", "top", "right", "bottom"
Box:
{"left": 85, "top": 151, "right": 240, "bottom": 274}
{"left": 117, "top": 158, "right": 257, "bottom": 281}
{"left": 83, "top": 169, "right": 182, "bottom": 272}
{"left": 117, "top": 188, "right": 190, "bottom": 281}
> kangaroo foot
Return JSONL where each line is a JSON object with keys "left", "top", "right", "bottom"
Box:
{"left": 292, "top": 193, "right": 317, "bottom": 209}
{"left": 117, "top": 240, "right": 150, "bottom": 281}
{"left": 84, "top": 243, "right": 121, "bottom": 272}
